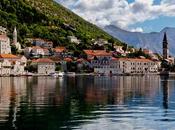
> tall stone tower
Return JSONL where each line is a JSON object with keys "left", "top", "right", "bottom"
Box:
{"left": 163, "top": 32, "right": 169, "bottom": 60}
{"left": 13, "top": 27, "right": 17, "bottom": 45}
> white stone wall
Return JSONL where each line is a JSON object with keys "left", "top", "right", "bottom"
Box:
{"left": 37, "top": 63, "right": 55, "bottom": 75}
{"left": 0, "top": 38, "right": 11, "bottom": 54}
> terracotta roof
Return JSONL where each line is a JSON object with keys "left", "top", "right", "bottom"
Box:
{"left": 0, "top": 34, "right": 8, "bottom": 41}
{"left": 113, "top": 58, "right": 153, "bottom": 62}
{"left": 0, "top": 54, "right": 19, "bottom": 59}
{"left": 64, "top": 58, "right": 73, "bottom": 62}
{"left": 33, "top": 58, "right": 54, "bottom": 63}
{"left": 84, "top": 50, "right": 112, "bottom": 56}
{"left": 54, "top": 47, "right": 66, "bottom": 53}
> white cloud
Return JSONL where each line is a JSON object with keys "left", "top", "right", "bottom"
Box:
{"left": 130, "top": 27, "right": 144, "bottom": 32}
{"left": 56, "top": 0, "right": 175, "bottom": 32}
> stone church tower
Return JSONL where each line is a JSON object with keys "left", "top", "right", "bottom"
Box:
{"left": 163, "top": 32, "right": 169, "bottom": 60}
{"left": 13, "top": 27, "right": 17, "bottom": 45}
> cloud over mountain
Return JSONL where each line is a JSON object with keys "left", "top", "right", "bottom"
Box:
{"left": 57, "top": 0, "right": 175, "bottom": 32}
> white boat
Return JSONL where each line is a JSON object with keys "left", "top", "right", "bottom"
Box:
{"left": 58, "top": 72, "right": 65, "bottom": 77}
{"left": 66, "top": 72, "right": 76, "bottom": 77}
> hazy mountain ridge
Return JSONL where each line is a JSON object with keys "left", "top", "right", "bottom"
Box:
{"left": 104, "top": 25, "right": 175, "bottom": 56}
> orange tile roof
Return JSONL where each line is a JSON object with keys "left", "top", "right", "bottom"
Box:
{"left": 33, "top": 58, "right": 54, "bottom": 63}
{"left": 84, "top": 50, "right": 112, "bottom": 56}
{"left": 64, "top": 58, "right": 73, "bottom": 62}
{"left": 0, "top": 54, "right": 19, "bottom": 59}
{"left": 0, "top": 34, "right": 8, "bottom": 41}
{"left": 54, "top": 47, "right": 66, "bottom": 53}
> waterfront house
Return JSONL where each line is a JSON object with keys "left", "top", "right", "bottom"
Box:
{"left": 113, "top": 58, "right": 158, "bottom": 74}
{"left": 0, "top": 54, "right": 26, "bottom": 75}
{"left": 32, "top": 58, "right": 55, "bottom": 75}
{"left": 0, "top": 59, "right": 11, "bottom": 76}
{"left": 84, "top": 50, "right": 115, "bottom": 74}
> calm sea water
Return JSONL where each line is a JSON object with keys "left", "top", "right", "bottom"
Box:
{"left": 0, "top": 76, "right": 175, "bottom": 130}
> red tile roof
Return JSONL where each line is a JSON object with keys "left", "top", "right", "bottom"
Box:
{"left": 54, "top": 47, "right": 66, "bottom": 53}
{"left": 33, "top": 58, "right": 54, "bottom": 63}
{"left": 84, "top": 50, "right": 112, "bottom": 56}
{"left": 0, "top": 34, "right": 8, "bottom": 41}
{"left": 64, "top": 58, "right": 73, "bottom": 62}
{"left": 0, "top": 54, "right": 19, "bottom": 59}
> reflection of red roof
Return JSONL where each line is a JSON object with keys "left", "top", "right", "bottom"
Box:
{"left": 84, "top": 50, "right": 112, "bottom": 56}
{"left": 54, "top": 47, "right": 66, "bottom": 53}
{"left": 64, "top": 58, "right": 72, "bottom": 62}
{"left": 0, "top": 54, "right": 18, "bottom": 59}
{"left": 33, "top": 58, "right": 54, "bottom": 63}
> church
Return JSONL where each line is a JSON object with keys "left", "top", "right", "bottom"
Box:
{"left": 162, "top": 32, "right": 174, "bottom": 64}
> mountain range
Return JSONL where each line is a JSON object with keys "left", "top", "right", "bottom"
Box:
{"left": 104, "top": 25, "right": 175, "bottom": 56}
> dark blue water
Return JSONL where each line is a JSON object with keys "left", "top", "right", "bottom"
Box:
{"left": 0, "top": 76, "right": 175, "bottom": 130}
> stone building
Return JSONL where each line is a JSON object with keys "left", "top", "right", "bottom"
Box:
{"left": 0, "top": 34, "right": 11, "bottom": 54}
{"left": 32, "top": 58, "right": 55, "bottom": 75}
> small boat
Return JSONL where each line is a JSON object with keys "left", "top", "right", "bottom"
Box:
{"left": 49, "top": 73, "right": 59, "bottom": 77}
{"left": 58, "top": 72, "right": 65, "bottom": 77}
{"left": 66, "top": 72, "right": 76, "bottom": 77}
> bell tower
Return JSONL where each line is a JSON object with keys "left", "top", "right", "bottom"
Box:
{"left": 163, "top": 32, "right": 169, "bottom": 60}
{"left": 13, "top": 26, "right": 17, "bottom": 45}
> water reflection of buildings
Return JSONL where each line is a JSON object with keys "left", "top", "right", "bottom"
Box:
{"left": 0, "top": 77, "right": 27, "bottom": 127}
{"left": 85, "top": 76, "right": 161, "bottom": 105}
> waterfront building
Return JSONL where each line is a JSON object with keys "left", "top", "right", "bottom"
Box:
{"left": 113, "top": 58, "right": 159, "bottom": 74}
{"left": 0, "top": 54, "right": 26, "bottom": 75}
{"left": 84, "top": 50, "right": 158, "bottom": 74}
{"left": 0, "top": 34, "right": 11, "bottom": 54}
{"left": 84, "top": 50, "right": 115, "bottom": 74}
{"left": 32, "top": 58, "right": 55, "bottom": 75}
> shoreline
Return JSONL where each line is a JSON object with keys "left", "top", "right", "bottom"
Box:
{"left": 0, "top": 72, "right": 174, "bottom": 77}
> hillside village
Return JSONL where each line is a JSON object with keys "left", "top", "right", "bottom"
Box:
{"left": 0, "top": 26, "right": 174, "bottom": 76}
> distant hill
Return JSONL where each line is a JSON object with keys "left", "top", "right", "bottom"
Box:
{"left": 0, "top": 0, "right": 122, "bottom": 48}
{"left": 104, "top": 25, "right": 175, "bottom": 56}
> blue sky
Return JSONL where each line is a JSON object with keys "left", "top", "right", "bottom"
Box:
{"left": 57, "top": 0, "right": 175, "bottom": 33}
